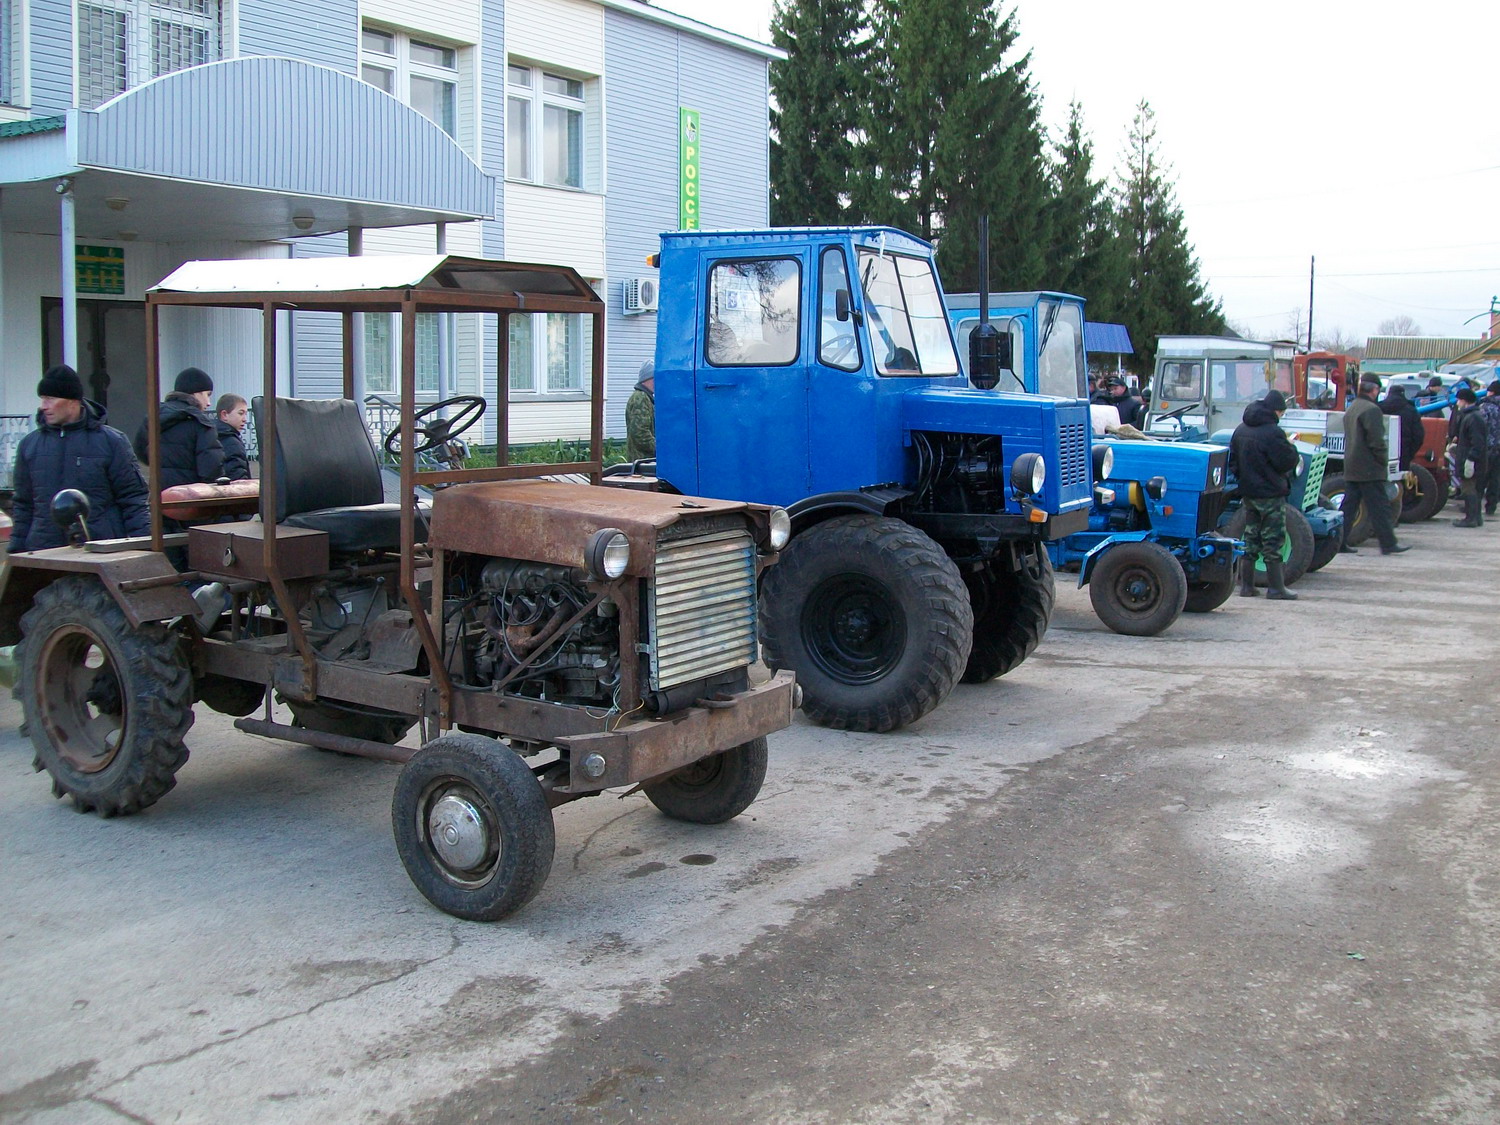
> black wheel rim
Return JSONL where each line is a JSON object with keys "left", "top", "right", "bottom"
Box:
{"left": 803, "top": 574, "right": 906, "bottom": 684}
{"left": 417, "top": 778, "right": 501, "bottom": 889}
{"left": 1111, "top": 563, "right": 1163, "bottom": 615}
{"left": 672, "top": 754, "right": 724, "bottom": 790}
{"left": 38, "top": 624, "right": 126, "bottom": 773}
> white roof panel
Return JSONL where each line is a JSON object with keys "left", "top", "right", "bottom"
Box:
{"left": 152, "top": 255, "right": 450, "bottom": 294}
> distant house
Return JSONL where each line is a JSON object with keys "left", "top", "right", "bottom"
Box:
{"left": 1362, "top": 336, "right": 1482, "bottom": 377}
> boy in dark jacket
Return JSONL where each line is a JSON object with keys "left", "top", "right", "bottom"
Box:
{"left": 1452, "top": 387, "right": 1489, "bottom": 528}
{"left": 134, "top": 367, "right": 225, "bottom": 490}
{"left": 215, "top": 393, "right": 251, "bottom": 481}
{"left": 1228, "top": 390, "right": 1301, "bottom": 600}
{"left": 9, "top": 365, "right": 149, "bottom": 552}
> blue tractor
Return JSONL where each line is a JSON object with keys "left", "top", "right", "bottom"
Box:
{"left": 947, "top": 292, "right": 1240, "bottom": 633}
{"left": 652, "top": 227, "right": 1098, "bottom": 732}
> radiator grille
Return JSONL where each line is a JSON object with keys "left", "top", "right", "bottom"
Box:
{"left": 647, "top": 528, "right": 757, "bottom": 691}
{"left": 1059, "top": 423, "right": 1090, "bottom": 488}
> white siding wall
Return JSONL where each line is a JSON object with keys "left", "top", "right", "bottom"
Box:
{"left": 505, "top": 0, "right": 601, "bottom": 76}
{"left": 504, "top": 185, "right": 604, "bottom": 276}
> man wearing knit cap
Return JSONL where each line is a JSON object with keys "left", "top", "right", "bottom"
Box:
{"left": 1228, "top": 389, "right": 1302, "bottom": 600}
{"left": 8, "top": 365, "right": 149, "bottom": 552}
{"left": 134, "top": 366, "right": 225, "bottom": 491}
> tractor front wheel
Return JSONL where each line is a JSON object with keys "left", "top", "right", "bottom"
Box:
{"left": 17, "top": 576, "right": 194, "bottom": 816}
{"left": 1088, "top": 541, "right": 1187, "bottom": 636}
{"left": 1399, "top": 464, "right": 1442, "bottom": 523}
{"left": 760, "top": 515, "right": 972, "bottom": 733}
{"left": 643, "top": 738, "right": 768, "bottom": 824}
{"left": 961, "top": 550, "right": 1055, "bottom": 682}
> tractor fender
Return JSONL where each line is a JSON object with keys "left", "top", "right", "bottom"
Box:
{"left": 787, "top": 488, "right": 912, "bottom": 535}
{"left": 0, "top": 548, "right": 197, "bottom": 646}
{"left": 1077, "top": 531, "right": 1154, "bottom": 587}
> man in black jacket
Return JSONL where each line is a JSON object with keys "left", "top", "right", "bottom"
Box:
{"left": 9, "top": 365, "right": 149, "bottom": 552}
{"left": 134, "top": 367, "right": 225, "bottom": 490}
{"left": 1379, "top": 385, "right": 1424, "bottom": 470}
{"left": 1228, "top": 390, "right": 1301, "bottom": 600}
{"left": 1452, "top": 386, "right": 1489, "bottom": 528}
{"left": 214, "top": 393, "right": 251, "bottom": 482}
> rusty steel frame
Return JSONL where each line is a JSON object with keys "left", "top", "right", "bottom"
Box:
{"left": 145, "top": 256, "right": 609, "bottom": 746}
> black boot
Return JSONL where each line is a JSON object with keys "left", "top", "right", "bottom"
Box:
{"left": 1456, "top": 495, "right": 1480, "bottom": 528}
{"left": 1264, "top": 557, "right": 1298, "bottom": 600}
{"left": 1238, "top": 556, "right": 1260, "bottom": 597}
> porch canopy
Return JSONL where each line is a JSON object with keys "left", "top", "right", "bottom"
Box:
{"left": 0, "top": 56, "right": 494, "bottom": 243}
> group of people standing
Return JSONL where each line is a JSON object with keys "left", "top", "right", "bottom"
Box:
{"left": 8, "top": 363, "right": 250, "bottom": 553}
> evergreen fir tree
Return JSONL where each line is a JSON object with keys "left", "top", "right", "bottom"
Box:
{"left": 768, "top": 0, "right": 872, "bottom": 227}
{"left": 1114, "top": 101, "right": 1226, "bottom": 373}
{"left": 1044, "top": 101, "right": 1126, "bottom": 323}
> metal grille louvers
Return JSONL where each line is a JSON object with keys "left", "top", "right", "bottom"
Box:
{"left": 1059, "top": 423, "right": 1089, "bottom": 487}
{"left": 647, "top": 528, "right": 757, "bottom": 691}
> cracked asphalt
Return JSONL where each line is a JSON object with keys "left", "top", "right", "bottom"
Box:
{"left": 2, "top": 513, "right": 1498, "bottom": 1123}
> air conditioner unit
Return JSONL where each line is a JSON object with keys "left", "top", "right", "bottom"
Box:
{"left": 623, "top": 276, "right": 659, "bottom": 315}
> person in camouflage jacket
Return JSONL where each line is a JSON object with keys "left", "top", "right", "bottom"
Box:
{"left": 625, "top": 361, "right": 655, "bottom": 463}
{"left": 1479, "top": 380, "right": 1500, "bottom": 517}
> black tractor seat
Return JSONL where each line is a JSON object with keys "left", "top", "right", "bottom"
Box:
{"left": 254, "top": 396, "right": 428, "bottom": 555}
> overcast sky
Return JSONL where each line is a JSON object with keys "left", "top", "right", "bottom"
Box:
{"left": 649, "top": 0, "right": 1500, "bottom": 345}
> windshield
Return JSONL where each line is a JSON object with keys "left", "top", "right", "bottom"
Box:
{"left": 1036, "top": 299, "right": 1086, "bottom": 398}
{"left": 857, "top": 249, "right": 960, "bottom": 377}
{"left": 1211, "top": 360, "right": 1275, "bottom": 403}
{"left": 1156, "top": 360, "right": 1203, "bottom": 405}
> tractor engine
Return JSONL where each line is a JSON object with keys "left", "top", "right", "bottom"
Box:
{"left": 451, "top": 558, "right": 620, "bottom": 707}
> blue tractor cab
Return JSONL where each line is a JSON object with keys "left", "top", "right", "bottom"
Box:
{"left": 652, "top": 227, "right": 1097, "bottom": 731}
{"left": 948, "top": 292, "right": 1241, "bottom": 633}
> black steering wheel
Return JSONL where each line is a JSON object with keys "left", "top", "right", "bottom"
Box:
{"left": 384, "top": 395, "right": 487, "bottom": 456}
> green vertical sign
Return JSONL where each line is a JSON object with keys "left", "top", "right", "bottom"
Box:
{"left": 680, "top": 107, "right": 700, "bottom": 230}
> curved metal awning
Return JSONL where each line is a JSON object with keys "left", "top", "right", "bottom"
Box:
{"left": 0, "top": 56, "right": 494, "bottom": 242}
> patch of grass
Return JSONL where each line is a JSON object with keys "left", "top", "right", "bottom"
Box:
{"left": 463, "top": 438, "right": 629, "bottom": 469}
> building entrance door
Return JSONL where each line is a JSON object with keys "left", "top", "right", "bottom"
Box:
{"left": 43, "top": 298, "right": 149, "bottom": 442}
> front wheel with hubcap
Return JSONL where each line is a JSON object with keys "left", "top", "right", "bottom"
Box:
{"left": 392, "top": 733, "right": 554, "bottom": 921}
{"left": 1088, "top": 541, "right": 1187, "bottom": 636}
{"left": 643, "top": 737, "right": 768, "bottom": 824}
{"left": 17, "top": 576, "right": 194, "bottom": 816}
{"left": 759, "top": 515, "right": 972, "bottom": 733}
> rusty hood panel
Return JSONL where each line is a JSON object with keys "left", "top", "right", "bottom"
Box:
{"left": 429, "top": 480, "right": 759, "bottom": 573}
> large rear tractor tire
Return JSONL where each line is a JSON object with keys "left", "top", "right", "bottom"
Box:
{"left": 1399, "top": 464, "right": 1442, "bottom": 523}
{"left": 759, "top": 515, "right": 972, "bottom": 733}
{"left": 643, "top": 737, "right": 768, "bottom": 824}
{"left": 1087, "top": 541, "right": 1187, "bottom": 636}
{"left": 16, "top": 576, "right": 193, "bottom": 816}
{"left": 392, "top": 733, "right": 554, "bottom": 921}
{"left": 961, "top": 550, "right": 1054, "bottom": 683}
{"left": 1223, "top": 503, "right": 1315, "bottom": 586}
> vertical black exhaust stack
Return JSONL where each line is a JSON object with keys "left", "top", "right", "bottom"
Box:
{"left": 968, "top": 215, "right": 1002, "bottom": 390}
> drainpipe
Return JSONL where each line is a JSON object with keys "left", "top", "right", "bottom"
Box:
{"left": 58, "top": 178, "right": 78, "bottom": 370}
{"left": 436, "top": 222, "right": 451, "bottom": 403}
{"left": 349, "top": 226, "right": 366, "bottom": 408}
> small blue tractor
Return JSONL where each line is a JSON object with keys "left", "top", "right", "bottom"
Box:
{"left": 651, "top": 227, "right": 1099, "bottom": 731}
{"left": 948, "top": 292, "right": 1240, "bottom": 633}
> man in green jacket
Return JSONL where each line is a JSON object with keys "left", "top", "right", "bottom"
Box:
{"left": 1342, "top": 376, "right": 1410, "bottom": 555}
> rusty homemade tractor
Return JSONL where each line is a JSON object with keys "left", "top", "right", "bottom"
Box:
{"left": 2, "top": 255, "right": 796, "bottom": 921}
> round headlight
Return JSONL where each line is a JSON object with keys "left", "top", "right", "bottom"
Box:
{"left": 1010, "top": 452, "right": 1045, "bottom": 495}
{"left": 768, "top": 507, "right": 791, "bottom": 551}
{"left": 1146, "top": 475, "right": 1168, "bottom": 500}
{"left": 585, "top": 528, "right": 630, "bottom": 580}
{"left": 1092, "top": 444, "right": 1114, "bottom": 482}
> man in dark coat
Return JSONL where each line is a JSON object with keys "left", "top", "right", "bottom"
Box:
{"left": 134, "top": 366, "right": 225, "bottom": 490}
{"left": 214, "top": 393, "right": 251, "bottom": 482}
{"left": 1378, "top": 385, "right": 1424, "bottom": 470}
{"left": 1342, "top": 376, "right": 1409, "bottom": 555}
{"left": 1228, "top": 390, "right": 1301, "bottom": 600}
{"left": 8, "top": 365, "right": 149, "bottom": 552}
{"left": 1451, "top": 386, "right": 1489, "bottom": 528}
{"left": 1479, "top": 380, "right": 1500, "bottom": 517}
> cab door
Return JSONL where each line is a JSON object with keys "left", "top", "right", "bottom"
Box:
{"left": 693, "top": 252, "right": 811, "bottom": 506}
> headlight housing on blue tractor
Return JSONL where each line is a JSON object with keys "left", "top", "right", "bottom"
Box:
{"left": 1011, "top": 452, "right": 1046, "bottom": 495}
{"left": 1146, "top": 476, "right": 1168, "bottom": 500}
{"left": 1092, "top": 444, "right": 1114, "bottom": 482}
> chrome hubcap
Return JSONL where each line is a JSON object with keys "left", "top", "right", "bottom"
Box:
{"left": 427, "top": 792, "right": 490, "bottom": 873}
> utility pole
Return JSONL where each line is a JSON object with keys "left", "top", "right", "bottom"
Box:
{"left": 1306, "top": 255, "right": 1315, "bottom": 352}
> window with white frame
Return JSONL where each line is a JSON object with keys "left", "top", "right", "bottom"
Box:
{"left": 76, "top": 0, "right": 224, "bottom": 109}
{"left": 361, "top": 26, "right": 461, "bottom": 139}
{"left": 506, "top": 62, "right": 589, "bottom": 190}
{"left": 365, "top": 313, "right": 441, "bottom": 397}
{"left": 508, "top": 312, "right": 590, "bottom": 395}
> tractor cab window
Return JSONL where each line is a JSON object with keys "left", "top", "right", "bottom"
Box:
{"left": 1213, "top": 360, "right": 1274, "bottom": 403}
{"left": 1036, "top": 299, "right": 1086, "bottom": 399}
{"left": 956, "top": 317, "right": 1024, "bottom": 386}
{"left": 818, "top": 248, "right": 861, "bottom": 371}
{"left": 706, "top": 258, "right": 802, "bottom": 367}
{"left": 1157, "top": 361, "right": 1203, "bottom": 404}
{"left": 856, "top": 248, "right": 960, "bottom": 377}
